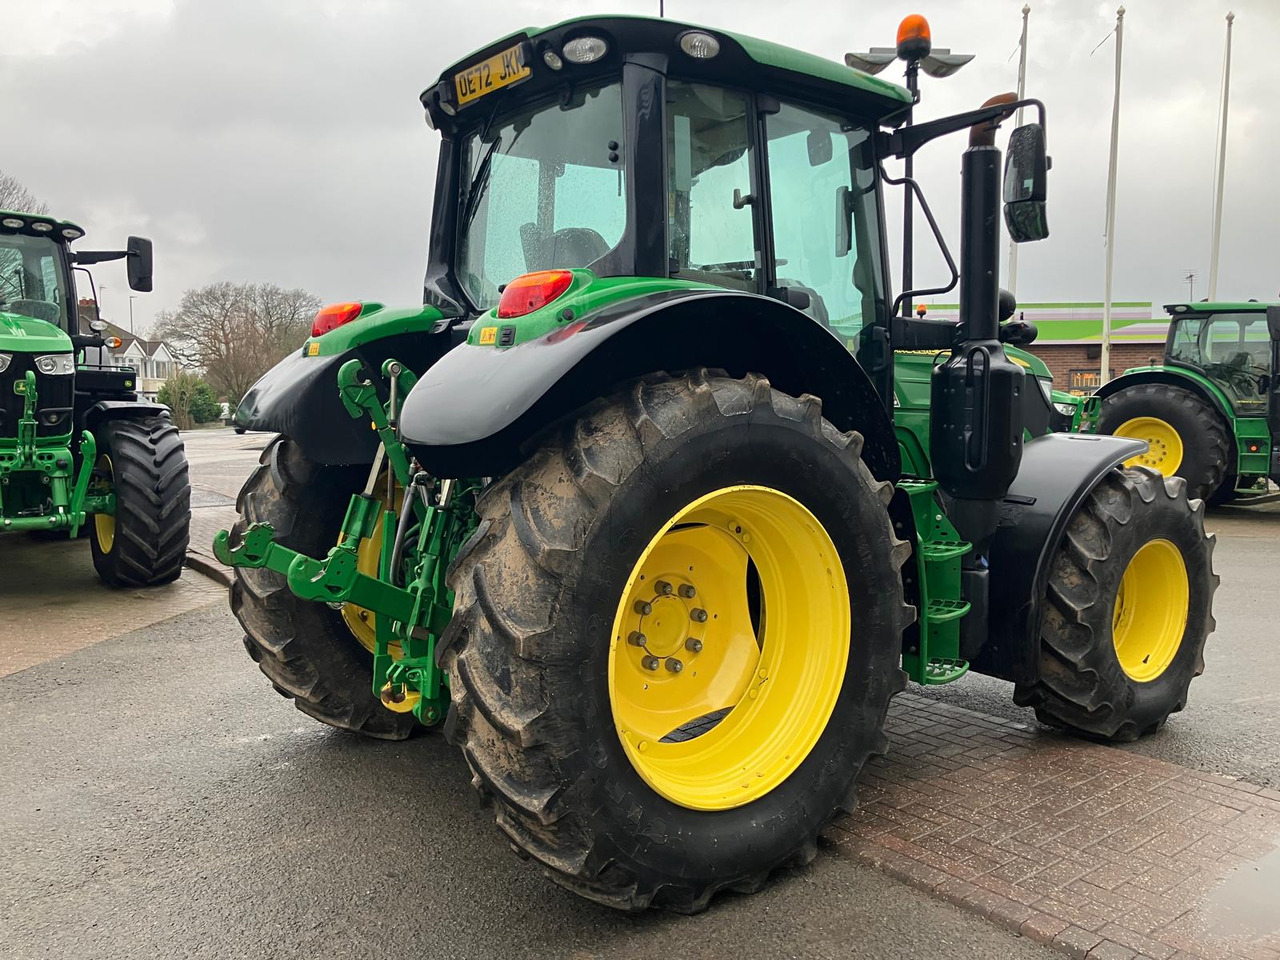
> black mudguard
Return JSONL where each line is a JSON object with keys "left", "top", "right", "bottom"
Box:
{"left": 84, "top": 399, "right": 172, "bottom": 428}
{"left": 234, "top": 330, "right": 454, "bottom": 465}
{"left": 1094, "top": 369, "right": 1234, "bottom": 424}
{"left": 972, "top": 432, "right": 1148, "bottom": 683}
{"left": 399, "top": 289, "right": 900, "bottom": 481}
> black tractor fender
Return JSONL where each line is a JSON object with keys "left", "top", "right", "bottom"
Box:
{"left": 971, "top": 432, "right": 1147, "bottom": 683}
{"left": 398, "top": 289, "right": 901, "bottom": 482}
{"left": 233, "top": 329, "right": 455, "bottom": 465}
{"left": 83, "top": 399, "right": 173, "bottom": 431}
{"left": 1094, "top": 369, "right": 1235, "bottom": 431}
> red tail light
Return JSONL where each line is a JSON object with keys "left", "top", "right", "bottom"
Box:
{"left": 497, "top": 271, "right": 573, "bottom": 319}
{"left": 312, "top": 302, "right": 363, "bottom": 337}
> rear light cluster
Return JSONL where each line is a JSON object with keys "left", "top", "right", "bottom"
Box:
{"left": 497, "top": 270, "right": 573, "bottom": 319}
{"left": 312, "top": 302, "right": 363, "bottom": 337}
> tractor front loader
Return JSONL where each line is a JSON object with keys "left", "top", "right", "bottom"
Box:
{"left": 1, "top": 212, "right": 190, "bottom": 586}
{"left": 218, "top": 16, "right": 1216, "bottom": 911}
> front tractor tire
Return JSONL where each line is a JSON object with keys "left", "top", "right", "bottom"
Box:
{"left": 1014, "top": 467, "right": 1217, "bottom": 741}
{"left": 440, "top": 372, "right": 913, "bottom": 912}
{"left": 89, "top": 417, "right": 191, "bottom": 587}
{"left": 228, "top": 437, "right": 418, "bottom": 740}
{"left": 1099, "top": 382, "right": 1230, "bottom": 502}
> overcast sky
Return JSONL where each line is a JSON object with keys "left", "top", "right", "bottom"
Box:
{"left": 2, "top": 0, "right": 1275, "bottom": 334}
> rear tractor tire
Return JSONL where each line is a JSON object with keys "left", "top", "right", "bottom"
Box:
{"left": 1099, "top": 382, "right": 1230, "bottom": 502}
{"left": 1014, "top": 467, "right": 1218, "bottom": 741}
{"left": 89, "top": 416, "right": 191, "bottom": 587}
{"left": 228, "top": 436, "right": 418, "bottom": 740}
{"left": 439, "top": 372, "right": 914, "bottom": 912}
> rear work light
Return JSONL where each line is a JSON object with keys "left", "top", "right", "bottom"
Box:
{"left": 497, "top": 271, "right": 573, "bottom": 319}
{"left": 312, "top": 302, "right": 363, "bottom": 337}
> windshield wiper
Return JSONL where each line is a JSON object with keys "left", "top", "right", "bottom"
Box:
{"left": 460, "top": 136, "right": 501, "bottom": 233}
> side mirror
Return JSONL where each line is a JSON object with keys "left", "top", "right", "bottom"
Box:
{"left": 127, "top": 236, "right": 153, "bottom": 292}
{"left": 1268, "top": 305, "right": 1280, "bottom": 340}
{"left": 806, "top": 130, "right": 833, "bottom": 167}
{"left": 1003, "top": 123, "right": 1049, "bottom": 243}
{"left": 835, "top": 186, "right": 852, "bottom": 257}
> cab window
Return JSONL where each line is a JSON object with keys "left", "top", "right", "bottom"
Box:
{"left": 666, "top": 82, "right": 758, "bottom": 291}
{"left": 765, "top": 102, "right": 884, "bottom": 338}
{"left": 1170, "top": 312, "right": 1271, "bottom": 403}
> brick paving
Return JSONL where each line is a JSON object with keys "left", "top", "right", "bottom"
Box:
{"left": 825, "top": 693, "right": 1280, "bottom": 960}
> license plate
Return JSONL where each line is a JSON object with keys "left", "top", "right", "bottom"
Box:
{"left": 453, "top": 43, "right": 531, "bottom": 107}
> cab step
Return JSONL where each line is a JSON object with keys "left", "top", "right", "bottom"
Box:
{"left": 923, "top": 657, "right": 970, "bottom": 684}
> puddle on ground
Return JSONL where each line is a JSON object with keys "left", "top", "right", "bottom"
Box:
{"left": 1202, "top": 843, "right": 1280, "bottom": 939}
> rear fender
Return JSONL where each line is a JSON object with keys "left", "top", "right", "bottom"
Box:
{"left": 972, "top": 432, "right": 1147, "bottom": 683}
{"left": 83, "top": 399, "right": 172, "bottom": 431}
{"left": 399, "top": 289, "right": 900, "bottom": 481}
{"left": 1095, "top": 368, "right": 1235, "bottom": 426}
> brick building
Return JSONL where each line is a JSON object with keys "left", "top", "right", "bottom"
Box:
{"left": 918, "top": 301, "right": 1168, "bottom": 394}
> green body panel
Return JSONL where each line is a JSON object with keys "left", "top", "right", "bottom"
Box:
{"left": 439, "top": 16, "right": 911, "bottom": 115}
{"left": 0, "top": 309, "right": 75, "bottom": 355}
{"left": 466, "top": 271, "right": 716, "bottom": 347}
{"left": 301, "top": 302, "right": 445, "bottom": 357}
{"left": 1166, "top": 301, "right": 1272, "bottom": 314}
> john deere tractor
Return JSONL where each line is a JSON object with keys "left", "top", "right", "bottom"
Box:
{"left": 0, "top": 211, "right": 190, "bottom": 585}
{"left": 219, "top": 16, "right": 1216, "bottom": 911}
{"left": 1090, "top": 301, "right": 1280, "bottom": 504}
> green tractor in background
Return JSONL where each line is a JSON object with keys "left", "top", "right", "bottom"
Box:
{"left": 0, "top": 211, "right": 190, "bottom": 585}
{"left": 1090, "top": 301, "right": 1280, "bottom": 504}
{"left": 219, "top": 16, "right": 1216, "bottom": 911}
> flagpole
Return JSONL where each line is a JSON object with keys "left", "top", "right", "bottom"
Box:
{"left": 1207, "top": 11, "right": 1234, "bottom": 301}
{"left": 1007, "top": 4, "right": 1030, "bottom": 297}
{"left": 1100, "top": 6, "right": 1124, "bottom": 387}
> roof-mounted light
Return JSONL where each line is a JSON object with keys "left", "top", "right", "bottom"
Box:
{"left": 678, "top": 31, "right": 720, "bottom": 59}
{"left": 62, "top": 227, "right": 83, "bottom": 240}
{"left": 562, "top": 36, "right": 608, "bottom": 64}
{"left": 30, "top": 221, "right": 53, "bottom": 232}
{"left": 896, "top": 14, "right": 932, "bottom": 61}
{"left": 2, "top": 217, "right": 24, "bottom": 229}
{"left": 311, "top": 302, "right": 363, "bottom": 337}
{"left": 542, "top": 48, "right": 564, "bottom": 70}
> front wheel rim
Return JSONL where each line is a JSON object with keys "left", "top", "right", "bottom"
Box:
{"left": 1115, "top": 416, "right": 1184, "bottom": 475}
{"left": 608, "top": 485, "right": 850, "bottom": 812}
{"left": 1112, "top": 538, "right": 1189, "bottom": 682}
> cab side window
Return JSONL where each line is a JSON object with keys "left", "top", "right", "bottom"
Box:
{"left": 666, "top": 81, "right": 758, "bottom": 291}
{"left": 765, "top": 102, "right": 884, "bottom": 338}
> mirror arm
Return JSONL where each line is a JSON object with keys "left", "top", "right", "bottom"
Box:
{"left": 70, "top": 250, "right": 127, "bottom": 266}
{"left": 881, "top": 166, "right": 959, "bottom": 318}
{"left": 882, "top": 98, "right": 1046, "bottom": 160}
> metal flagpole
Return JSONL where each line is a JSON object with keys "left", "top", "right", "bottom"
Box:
{"left": 1100, "top": 6, "right": 1125, "bottom": 387}
{"left": 1207, "top": 11, "right": 1234, "bottom": 301}
{"left": 1007, "top": 4, "right": 1030, "bottom": 296}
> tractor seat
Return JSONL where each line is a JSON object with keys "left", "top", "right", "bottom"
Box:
{"left": 519, "top": 224, "right": 610, "bottom": 272}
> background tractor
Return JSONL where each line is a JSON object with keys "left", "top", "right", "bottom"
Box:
{"left": 1090, "top": 301, "right": 1280, "bottom": 504}
{"left": 219, "top": 15, "right": 1216, "bottom": 911}
{"left": 0, "top": 211, "right": 190, "bottom": 586}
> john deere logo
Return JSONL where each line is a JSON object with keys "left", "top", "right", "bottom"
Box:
{"left": 14, "top": 381, "right": 26, "bottom": 394}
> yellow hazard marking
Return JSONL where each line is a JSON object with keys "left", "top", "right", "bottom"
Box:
{"left": 478, "top": 326, "right": 498, "bottom": 345}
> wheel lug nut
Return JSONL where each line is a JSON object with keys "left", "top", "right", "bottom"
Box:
{"left": 634, "top": 599, "right": 652, "bottom": 616}
{"left": 665, "top": 658, "right": 684, "bottom": 673}
{"left": 679, "top": 584, "right": 696, "bottom": 599}
{"left": 641, "top": 655, "right": 661, "bottom": 671}
{"left": 628, "top": 631, "right": 647, "bottom": 647}
{"left": 690, "top": 608, "right": 708, "bottom": 623}
{"left": 685, "top": 637, "right": 702, "bottom": 653}
{"left": 654, "top": 580, "right": 673, "bottom": 596}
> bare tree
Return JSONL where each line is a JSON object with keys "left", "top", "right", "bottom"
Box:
{"left": 0, "top": 170, "right": 49, "bottom": 214}
{"left": 154, "top": 281, "right": 321, "bottom": 404}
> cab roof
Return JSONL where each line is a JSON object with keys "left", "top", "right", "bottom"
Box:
{"left": 429, "top": 15, "right": 913, "bottom": 127}
{"left": 1164, "top": 301, "right": 1275, "bottom": 315}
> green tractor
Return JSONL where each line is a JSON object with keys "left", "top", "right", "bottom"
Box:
{"left": 1090, "top": 301, "right": 1280, "bottom": 504}
{"left": 219, "top": 16, "right": 1216, "bottom": 911}
{"left": 0, "top": 211, "right": 190, "bottom": 585}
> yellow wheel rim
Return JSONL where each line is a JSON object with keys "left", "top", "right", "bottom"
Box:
{"left": 608, "top": 485, "right": 850, "bottom": 811}
{"left": 1112, "top": 538, "right": 1189, "bottom": 683}
{"left": 1115, "top": 417, "right": 1184, "bottom": 474}
{"left": 93, "top": 455, "right": 115, "bottom": 553}
{"left": 340, "top": 481, "right": 402, "bottom": 658}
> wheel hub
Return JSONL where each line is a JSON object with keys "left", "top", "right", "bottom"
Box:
{"left": 1116, "top": 416, "right": 1184, "bottom": 475}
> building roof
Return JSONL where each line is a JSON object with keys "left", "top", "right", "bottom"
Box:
{"left": 76, "top": 300, "right": 174, "bottom": 359}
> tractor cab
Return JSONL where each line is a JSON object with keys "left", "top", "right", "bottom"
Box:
{"left": 1163, "top": 302, "right": 1277, "bottom": 417}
